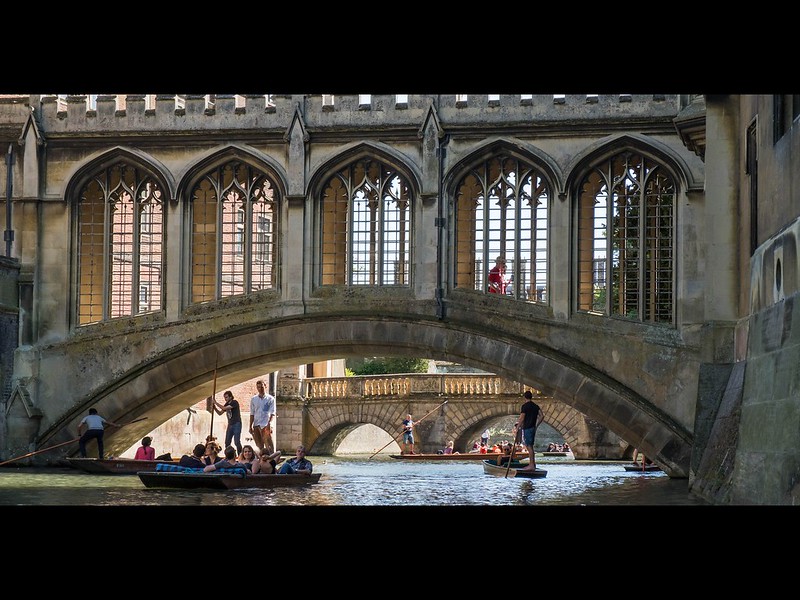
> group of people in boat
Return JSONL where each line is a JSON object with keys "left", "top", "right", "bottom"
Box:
{"left": 434, "top": 439, "right": 524, "bottom": 455}
{"left": 545, "top": 442, "right": 571, "bottom": 452}
{"left": 470, "top": 440, "right": 525, "bottom": 455}
{"left": 171, "top": 435, "right": 313, "bottom": 475}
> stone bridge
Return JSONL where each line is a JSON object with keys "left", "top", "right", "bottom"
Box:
{"left": 278, "top": 374, "right": 627, "bottom": 458}
{"left": 0, "top": 94, "right": 725, "bottom": 480}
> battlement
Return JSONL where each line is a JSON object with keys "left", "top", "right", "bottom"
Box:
{"left": 0, "top": 94, "right": 681, "bottom": 137}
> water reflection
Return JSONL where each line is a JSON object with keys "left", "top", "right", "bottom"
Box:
{"left": 0, "top": 455, "right": 707, "bottom": 506}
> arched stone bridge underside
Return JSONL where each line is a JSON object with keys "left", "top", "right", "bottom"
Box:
{"left": 301, "top": 392, "right": 628, "bottom": 460}
{"left": 11, "top": 295, "right": 700, "bottom": 478}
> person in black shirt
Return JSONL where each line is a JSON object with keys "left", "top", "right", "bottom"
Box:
{"left": 513, "top": 390, "right": 545, "bottom": 471}
{"left": 179, "top": 443, "right": 207, "bottom": 468}
{"left": 213, "top": 390, "right": 243, "bottom": 455}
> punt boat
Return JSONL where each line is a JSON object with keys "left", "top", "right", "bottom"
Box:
{"left": 67, "top": 457, "right": 179, "bottom": 475}
{"left": 482, "top": 459, "right": 547, "bottom": 478}
{"left": 138, "top": 468, "right": 322, "bottom": 489}
{"left": 389, "top": 452, "right": 529, "bottom": 463}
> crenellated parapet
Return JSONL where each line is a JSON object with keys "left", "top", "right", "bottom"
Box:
{"left": 0, "top": 94, "right": 684, "bottom": 139}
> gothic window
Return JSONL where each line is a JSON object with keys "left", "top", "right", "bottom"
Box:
{"left": 455, "top": 155, "right": 549, "bottom": 302}
{"left": 76, "top": 162, "right": 164, "bottom": 325}
{"left": 320, "top": 159, "right": 411, "bottom": 286}
{"left": 577, "top": 151, "right": 675, "bottom": 324}
{"left": 190, "top": 160, "right": 278, "bottom": 303}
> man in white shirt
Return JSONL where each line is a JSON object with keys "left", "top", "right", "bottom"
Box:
{"left": 249, "top": 380, "right": 276, "bottom": 454}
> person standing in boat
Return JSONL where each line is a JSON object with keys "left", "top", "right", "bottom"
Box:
{"left": 212, "top": 390, "right": 243, "bottom": 455}
{"left": 78, "top": 408, "right": 122, "bottom": 459}
{"left": 480, "top": 428, "right": 490, "bottom": 447}
{"left": 632, "top": 448, "right": 653, "bottom": 467}
{"left": 401, "top": 413, "right": 415, "bottom": 455}
{"left": 134, "top": 436, "right": 156, "bottom": 461}
{"left": 249, "top": 380, "right": 276, "bottom": 455}
{"left": 513, "top": 390, "right": 545, "bottom": 472}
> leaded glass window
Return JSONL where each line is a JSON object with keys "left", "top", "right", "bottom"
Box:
{"left": 191, "top": 161, "right": 278, "bottom": 302}
{"left": 76, "top": 162, "right": 164, "bottom": 325}
{"left": 577, "top": 151, "right": 674, "bottom": 324}
{"left": 321, "top": 159, "right": 411, "bottom": 286}
{"left": 455, "top": 155, "right": 549, "bottom": 302}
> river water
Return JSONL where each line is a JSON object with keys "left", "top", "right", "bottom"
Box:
{"left": 0, "top": 454, "right": 707, "bottom": 506}
{"left": 4, "top": 453, "right": 742, "bottom": 564}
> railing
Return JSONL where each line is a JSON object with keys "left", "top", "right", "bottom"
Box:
{"left": 303, "top": 373, "right": 537, "bottom": 400}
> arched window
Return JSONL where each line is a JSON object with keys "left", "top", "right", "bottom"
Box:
{"left": 320, "top": 158, "right": 411, "bottom": 286}
{"left": 190, "top": 160, "right": 278, "bottom": 303}
{"left": 455, "top": 155, "right": 549, "bottom": 302}
{"left": 577, "top": 151, "right": 675, "bottom": 324}
{"left": 76, "top": 162, "right": 164, "bottom": 325}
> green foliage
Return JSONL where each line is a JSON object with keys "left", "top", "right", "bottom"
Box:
{"left": 348, "top": 357, "right": 430, "bottom": 376}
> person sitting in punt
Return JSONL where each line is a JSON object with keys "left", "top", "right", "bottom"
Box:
{"left": 134, "top": 436, "right": 156, "bottom": 461}
{"left": 278, "top": 444, "right": 313, "bottom": 475}
{"left": 203, "top": 445, "right": 241, "bottom": 472}
{"left": 204, "top": 439, "right": 223, "bottom": 465}
{"left": 442, "top": 440, "right": 456, "bottom": 455}
{"left": 179, "top": 444, "right": 207, "bottom": 469}
{"left": 238, "top": 444, "right": 258, "bottom": 472}
{"left": 252, "top": 449, "right": 283, "bottom": 474}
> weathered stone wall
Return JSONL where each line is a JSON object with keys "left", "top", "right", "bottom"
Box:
{"left": 0, "top": 256, "right": 20, "bottom": 456}
{"left": 728, "top": 218, "right": 800, "bottom": 504}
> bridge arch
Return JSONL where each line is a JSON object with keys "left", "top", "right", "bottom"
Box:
{"left": 38, "top": 315, "right": 692, "bottom": 476}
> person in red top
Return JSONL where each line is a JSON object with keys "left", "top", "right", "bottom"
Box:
{"left": 134, "top": 436, "right": 156, "bottom": 460}
{"left": 488, "top": 256, "right": 508, "bottom": 294}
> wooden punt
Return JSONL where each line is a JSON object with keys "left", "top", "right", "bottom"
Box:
{"left": 624, "top": 463, "right": 661, "bottom": 472}
{"left": 483, "top": 459, "right": 547, "bottom": 478}
{"left": 389, "top": 452, "right": 529, "bottom": 463}
{"left": 67, "top": 457, "right": 179, "bottom": 475}
{"left": 137, "top": 470, "right": 322, "bottom": 489}
{"left": 540, "top": 452, "right": 568, "bottom": 457}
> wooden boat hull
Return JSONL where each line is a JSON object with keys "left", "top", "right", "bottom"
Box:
{"left": 624, "top": 464, "right": 661, "bottom": 472}
{"left": 540, "top": 452, "right": 568, "bottom": 457}
{"left": 137, "top": 471, "right": 322, "bottom": 489}
{"left": 389, "top": 452, "right": 528, "bottom": 463}
{"left": 67, "top": 457, "right": 179, "bottom": 475}
{"left": 483, "top": 460, "right": 547, "bottom": 478}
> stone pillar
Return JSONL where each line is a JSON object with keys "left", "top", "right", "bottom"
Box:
{"left": 284, "top": 101, "right": 308, "bottom": 302}
{"left": 416, "top": 101, "right": 445, "bottom": 301}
